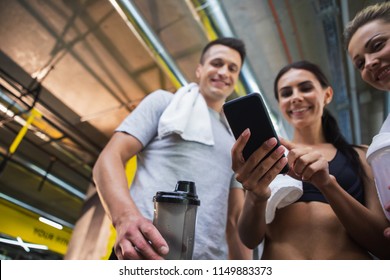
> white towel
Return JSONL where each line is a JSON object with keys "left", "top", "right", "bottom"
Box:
{"left": 266, "top": 174, "right": 303, "bottom": 224}
{"left": 157, "top": 83, "right": 214, "bottom": 145}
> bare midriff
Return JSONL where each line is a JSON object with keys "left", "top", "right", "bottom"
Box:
{"left": 261, "top": 201, "right": 372, "bottom": 260}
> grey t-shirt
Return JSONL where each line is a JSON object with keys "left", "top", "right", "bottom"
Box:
{"left": 116, "top": 89, "right": 241, "bottom": 259}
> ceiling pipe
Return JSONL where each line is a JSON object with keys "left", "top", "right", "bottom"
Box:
{"left": 0, "top": 65, "right": 101, "bottom": 161}
{"left": 109, "top": 0, "right": 188, "bottom": 89}
{"left": 0, "top": 146, "right": 86, "bottom": 201}
{"left": 285, "top": 0, "right": 304, "bottom": 60}
{"left": 187, "top": 0, "right": 288, "bottom": 137}
{"left": 268, "top": 0, "right": 293, "bottom": 63}
{"left": 0, "top": 93, "right": 92, "bottom": 182}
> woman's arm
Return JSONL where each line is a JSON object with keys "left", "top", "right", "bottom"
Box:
{"left": 283, "top": 140, "right": 390, "bottom": 259}
{"left": 232, "top": 129, "right": 288, "bottom": 248}
{"left": 226, "top": 188, "right": 253, "bottom": 259}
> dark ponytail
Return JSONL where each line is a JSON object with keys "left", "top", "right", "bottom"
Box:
{"left": 322, "top": 108, "right": 366, "bottom": 181}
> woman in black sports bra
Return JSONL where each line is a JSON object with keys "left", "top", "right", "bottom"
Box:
{"left": 232, "top": 60, "right": 390, "bottom": 259}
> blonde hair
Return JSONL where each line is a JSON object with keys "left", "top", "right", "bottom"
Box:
{"left": 344, "top": 2, "right": 390, "bottom": 48}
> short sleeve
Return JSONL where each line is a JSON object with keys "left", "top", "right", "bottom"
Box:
{"left": 116, "top": 90, "right": 173, "bottom": 146}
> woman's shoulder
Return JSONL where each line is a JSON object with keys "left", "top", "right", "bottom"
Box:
{"left": 352, "top": 144, "right": 368, "bottom": 157}
{"left": 351, "top": 144, "right": 374, "bottom": 178}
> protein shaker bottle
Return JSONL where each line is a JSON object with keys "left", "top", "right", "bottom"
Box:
{"left": 367, "top": 132, "right": 390, "bottom": 221}
{"left": 153, "top": 181, "right": 200, "bottom": 260}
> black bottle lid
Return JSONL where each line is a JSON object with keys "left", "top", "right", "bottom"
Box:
{"left": 153, "top": 181, "right": 200, "bottom": 206}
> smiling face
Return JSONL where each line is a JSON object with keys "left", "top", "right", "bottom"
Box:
{"left": 276, "top": 69, "right": 333, "bottom": 130}
{"left": 195, "top": 44, "right": 242, "bottom": 110}
{"left": 348, "top": 19, "right": 390, "bottom": 91}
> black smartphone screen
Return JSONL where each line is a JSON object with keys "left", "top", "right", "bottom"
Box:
{"left": 223, "top": 93, "right": 289, "bottom": 174}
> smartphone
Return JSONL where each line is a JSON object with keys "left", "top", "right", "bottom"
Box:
{"left": 223, "top": 93, "right": 289, "bottom": 174}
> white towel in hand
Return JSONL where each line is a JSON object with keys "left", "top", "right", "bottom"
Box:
{"left": 157, "top": 83, "right": 214, "bottom": 145}
{"left": 266, "top": 174, "right": 303, "bottom": 224}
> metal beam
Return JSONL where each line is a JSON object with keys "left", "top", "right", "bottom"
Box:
{"left": 341, "top": 0, "right": 362, "bottom": 144}
{"left": 0, "top": 193, "right": 74, "bottom": 229}
{"left": 110, "top": 0, "right": 188, "bottom": 89}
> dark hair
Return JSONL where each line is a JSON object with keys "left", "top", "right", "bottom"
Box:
{"left": 274, "top": 60, "right": 367, "bottom": 183}
{"left": 273, "top": 60, "right": 330, "bottom": 101}
{"left": 344, "top": 2, "right": 390, "bottom": 49}
{"left": 200, "top": 37, "right": 246, "bottom": 65}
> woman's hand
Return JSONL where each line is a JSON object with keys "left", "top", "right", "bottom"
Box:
{"left": 280, "top": 138, "right": 333, "bottom": 189}
{"left": 231, "top": 129, "right": 288, "bottom": 202}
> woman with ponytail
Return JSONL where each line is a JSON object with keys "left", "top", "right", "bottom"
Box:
{"left": 231, "top": 60, "right": 390, "bottom": 259}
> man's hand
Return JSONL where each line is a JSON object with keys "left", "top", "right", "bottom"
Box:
{"left": 113, "top": 212, "right": 169, "bottom": 260}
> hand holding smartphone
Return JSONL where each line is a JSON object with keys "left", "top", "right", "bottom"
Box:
{"left": 223, "top": 93, "right": 289, "bottom": 174}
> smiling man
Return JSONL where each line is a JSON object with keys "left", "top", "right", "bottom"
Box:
{"left": 92, "top": 37, "right": 252, "bottom": 260}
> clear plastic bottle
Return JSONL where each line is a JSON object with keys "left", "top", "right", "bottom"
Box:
{"left": 153, "top": 181, "right": 200, "bottom": 259}
{"left": 367, "top": 132, "right": 390, "bottom": 221}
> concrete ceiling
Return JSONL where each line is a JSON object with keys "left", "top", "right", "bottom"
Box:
{"left": 0, "top": 0, "right": 385, "bottom": 232}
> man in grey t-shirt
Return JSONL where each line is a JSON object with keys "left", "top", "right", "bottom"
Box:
{"left": 93, "top": 37, "right": 251, "bottom": 260}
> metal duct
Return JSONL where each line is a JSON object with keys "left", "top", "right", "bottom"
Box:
{"left": 341, "top": 0, "right": 361, "bottom": 144}
{"left": 0, "top": 146, "right": 86, "bottom": 201}
{"left": 187, "top": 0, "right": 288, "bottom": 137}
{"left": 318, "top": 1, "right": 353, "bottom": 143}
{"left": 109, "top": 0, "right": 188, "bottom": 89}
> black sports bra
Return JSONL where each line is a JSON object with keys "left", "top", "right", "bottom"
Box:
{"left": 296, "top": 150, "right": 365, "bottom": 205}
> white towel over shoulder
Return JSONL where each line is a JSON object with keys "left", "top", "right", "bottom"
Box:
{"left": 266, "top": 174, "right": 303, "bottom": 224}
{"left": 157, "top": 83, "right": 214, "bottom": 145}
